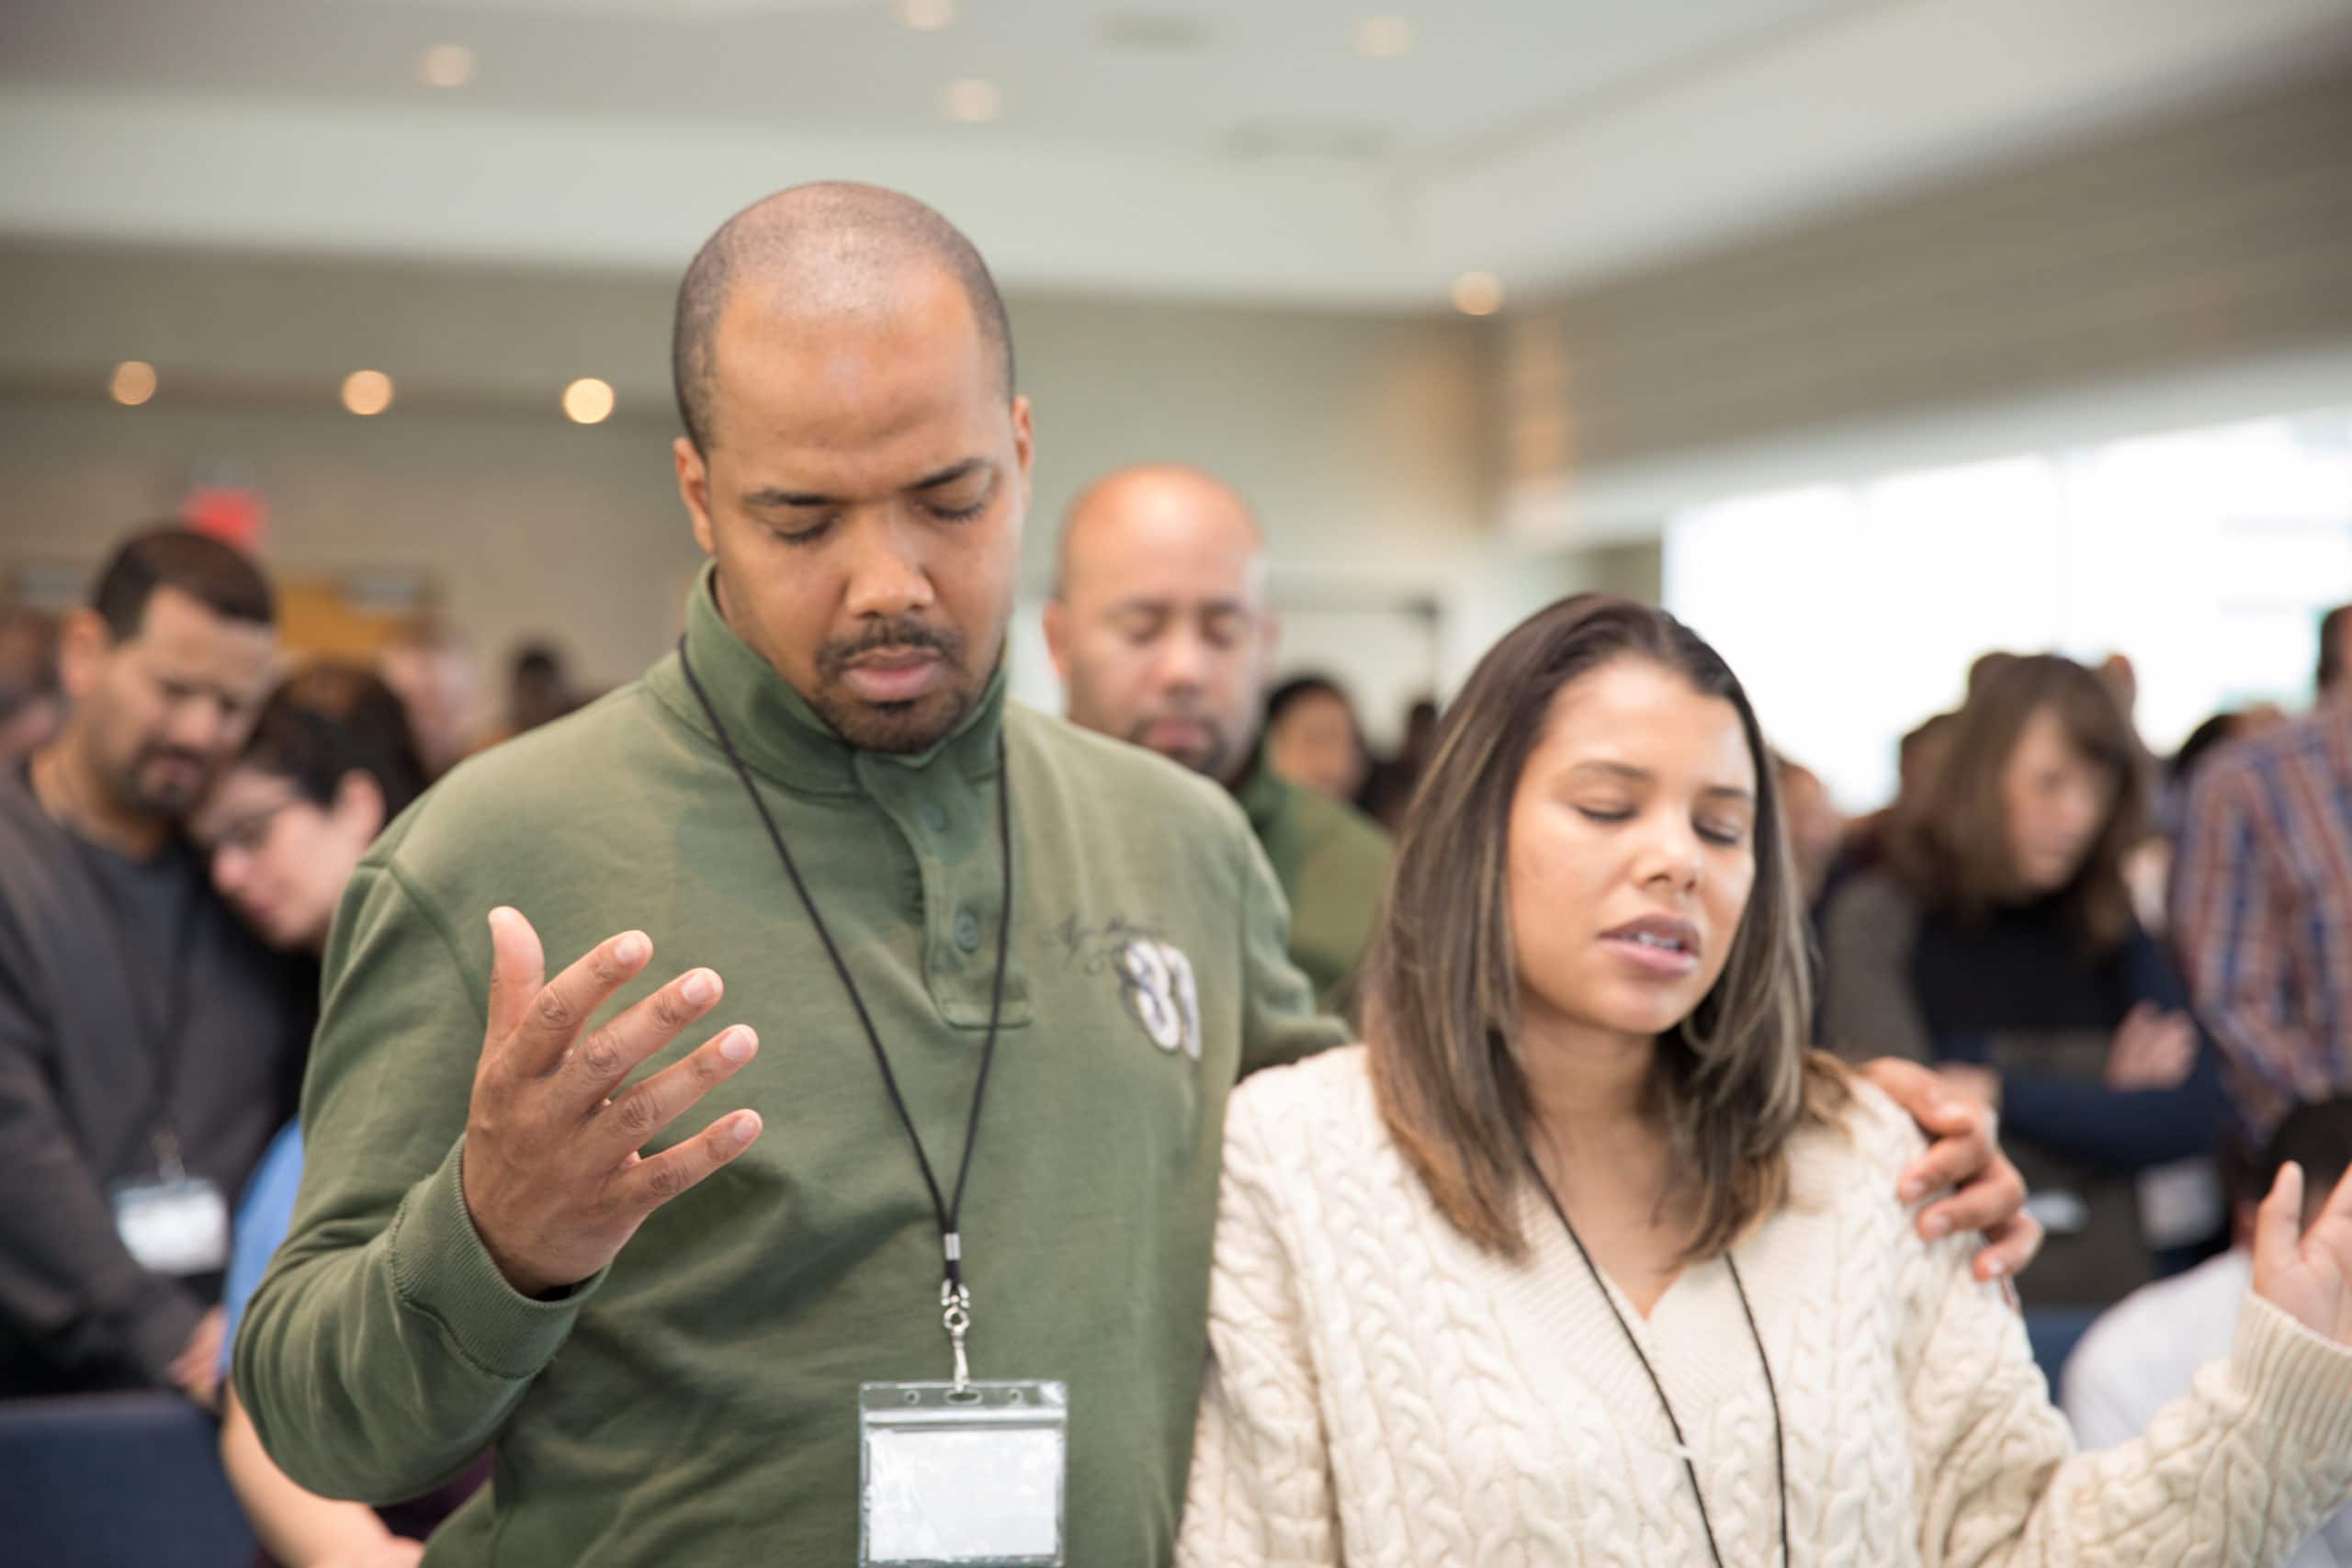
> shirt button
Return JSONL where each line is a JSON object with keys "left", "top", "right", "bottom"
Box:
{"left": 954, "top": 908, "right": 981, "bottom": 952}
{"left": 920, "top": 801, "right": 948, "bottom": 833}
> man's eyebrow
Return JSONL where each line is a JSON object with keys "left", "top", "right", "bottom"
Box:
{"left": 741, "top": 458, "right": 990, "bottom": 511}
{"left": 910, "top": 457, "right": 989, "bottom": 491}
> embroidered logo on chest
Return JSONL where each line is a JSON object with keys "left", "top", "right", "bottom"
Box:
{"left": 1117, "top": 938, "right": 1202, "bottom": 1062}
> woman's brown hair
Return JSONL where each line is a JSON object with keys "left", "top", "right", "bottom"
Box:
{"left": 1362, "top": 595, "right": 1846, "bottom": 1262}
{"left": 1888, "top": 652, "right": 2149, "bottom": 955}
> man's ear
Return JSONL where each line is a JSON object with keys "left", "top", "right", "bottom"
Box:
{"left": 1010, "top": 396, "right": 1035, "bottom": 507}
{"left": 1041, "top": 598, "right": 1073, "bottom": 687}
{"left": 675, "top": 437, "right": 717, "bottom": 557}
{"left": 56, "top": 608, "right": 116, "bottom": 702}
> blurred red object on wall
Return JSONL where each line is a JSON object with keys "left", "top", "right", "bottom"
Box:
{"left": 181, "top": 485, "right": 267, "bottom": 554}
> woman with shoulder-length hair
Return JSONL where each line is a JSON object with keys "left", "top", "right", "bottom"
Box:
{"left": 1177, "top": 597, "right": 2352, "bottom": 1568}
{"left": 1820, "top": 654, "right": 2228, "bottom": 1355}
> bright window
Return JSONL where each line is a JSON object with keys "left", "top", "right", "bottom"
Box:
{"left": 1664, "top": 410, "right": 2352, "bottom": 808}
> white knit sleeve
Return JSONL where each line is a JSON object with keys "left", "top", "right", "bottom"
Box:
{"left": 1176, "top": 1083, "right": 1341, "bottom": 1568}
{"left": 1897, "top": 1166, "right": 2352, "bottom": 1563}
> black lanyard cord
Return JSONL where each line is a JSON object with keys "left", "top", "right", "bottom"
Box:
{"left": 676, "top": 639, "right": 1012, "bottom": 1297}
{"left": 1522, "top": 1146, "right": 1790, "bottom": 1568}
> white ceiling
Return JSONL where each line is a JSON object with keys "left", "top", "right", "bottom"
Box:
{"left": 4, "top": 0, "right": 2348, "bottom": 306}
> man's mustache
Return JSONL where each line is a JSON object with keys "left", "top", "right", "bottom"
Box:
{"left": 816, "top": 616, "right": 966, "bottom": 683}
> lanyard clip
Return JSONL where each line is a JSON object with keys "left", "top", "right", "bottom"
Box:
{"left": 152, "top": 1127, "right": 186, "bottom": 1185}
{"left": 940, "top": 1276, "right": 974, "bottom": 1392}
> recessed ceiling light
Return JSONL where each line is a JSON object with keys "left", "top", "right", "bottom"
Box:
{"left": 416, "top": 44, "right": 477, "bottom": 89}
{"left": 898, "top": 0, "right": 955, "bottom": 30}
{"left": 342, "top": 370, "right": 395, "bottom": 417}
{"left": 1452, "top": 272, "right": 1504, "bottom": 316}
{"left": 562, "top": 378, "right": 616, "bottom": 425}
{"left": 108, "top": 361, "right": 157, "bottom": 406}
{"left": 944, "top": 77, "right": 1001, "bottom": 123}
{"left": 1355, "top": 16, "right": 1412, "bottom": 58}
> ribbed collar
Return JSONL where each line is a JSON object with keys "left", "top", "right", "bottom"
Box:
{"left": 645, "top": 563, "right": 1008, "bottom": 798}
{"left": 1230, "top": 741, "right": 1292, "bottom": 835}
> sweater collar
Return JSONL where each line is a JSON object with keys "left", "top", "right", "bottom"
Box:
{"left": 1230, "top": 741, "right": 1293, "bottom": 835}
{"left": 648, "top": 563, "right": 1007, "bottom": 797}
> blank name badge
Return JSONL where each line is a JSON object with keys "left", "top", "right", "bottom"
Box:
{"left": 110, "top": 1176, "right": 229, "bottom": 1276}
{"left": 860, "top": 1381, "right": 1067, "bottom": 1566}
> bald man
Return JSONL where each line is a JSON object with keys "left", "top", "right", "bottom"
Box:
{"left": 1046, "top": 465, "right": 1391, "bottom": 1008}
{"left": 233, "top": 185, "right": 1342, "bottom": 1565}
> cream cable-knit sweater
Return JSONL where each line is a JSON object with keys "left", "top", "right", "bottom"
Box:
{"left": 1177, "top": 1046, "right": 2352, "bottom": 1567}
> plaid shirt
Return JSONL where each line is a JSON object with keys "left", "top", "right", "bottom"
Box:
{"left": 2172, "top": 704, "right": 2352, "bottom": 1135}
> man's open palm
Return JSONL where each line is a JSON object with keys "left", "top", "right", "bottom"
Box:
{"left": 459, "top": 908, "right": 763, "bottom": 1298}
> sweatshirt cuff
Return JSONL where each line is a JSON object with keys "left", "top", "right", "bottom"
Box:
{"left": 386, "top": 1136, "right": 605, "bottom": 1382}
{"left": 2230, "top": 1292, "right": 2352, "bottom": 1458}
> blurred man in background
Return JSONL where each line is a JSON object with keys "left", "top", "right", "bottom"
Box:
{"left": 0, "top": 605, "right": 65, "bottom": 764}
{"left": 0, "top": 527, "right": 310, "bottom": 1403}
{"left": 2317, "top": 604, "right": 2351, "bottom": 707}
{"left": 378, "top": 617, "right": 481, "bottom": 780}
{"left": 2174, "top": 606, "right": 2352, "bottom": 1139}
{"left": 1047, "top": 463, "right": 1391, "bottom": 1009}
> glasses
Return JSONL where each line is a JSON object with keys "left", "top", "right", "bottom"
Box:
{"left": 210, "top": 797, "right": 301, "bottom": 857}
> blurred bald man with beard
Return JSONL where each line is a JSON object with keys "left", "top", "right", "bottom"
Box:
{"left": 1046, "top": 464, "right": 1392, "bottom": 1010}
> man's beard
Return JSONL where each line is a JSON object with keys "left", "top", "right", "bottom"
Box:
{"left": 809, "top": 615, "right": 980, "bottom": 754}
{"left": 119, "top": 741, "right": 214, "bottom": 818}
{"left": 1125, "top": 710, "right": 1232, "bottom": 782}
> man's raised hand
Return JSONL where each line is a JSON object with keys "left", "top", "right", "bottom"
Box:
{"left": 459, "top": 908, "right": 763, "bottom": 1298}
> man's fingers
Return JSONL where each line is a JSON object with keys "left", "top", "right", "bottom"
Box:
{"left": 1919, "top": 1162, "right": 2026, "bottom": 1246}
{"left": 560, "top": 967, "right": 728, "bottom": 1109}
{"left": 506, "top": 929, "right": 654, "bottom": 1075}
{"left": 483, "top": 908, "right": 547, "bottom": 1048}
{"left": 614, "top": 1110, "right": 763, "bottom": 1214}
{"left": 1861, "top": 1056, "right": 1973, "bottom": 1134}
{"left": 593, "top": 1025, "right": 758, "bottom": 1160}
{"left": 1971, "top": 1211, "right": 2044, "bottom": 1282}
{"left": 1895, "top": 1107, "right": 1993, "bottom": 1203}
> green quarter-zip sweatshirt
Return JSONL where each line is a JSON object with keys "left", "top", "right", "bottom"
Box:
{"left": 234, "top": 568, "right": 1345, "bottom": 1565}
{"left": 1231, "top": 747, "right": 1392, "bottom": 1014}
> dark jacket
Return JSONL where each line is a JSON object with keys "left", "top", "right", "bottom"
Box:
{"left": 1820, "top": 869, "right": 2225, "bottom": 1310}
{"left": 0, "top": 768, "right": 310, "bottom": 1394}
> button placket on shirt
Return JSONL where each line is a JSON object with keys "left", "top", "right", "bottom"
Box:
{"left": 853, "top": 754, "right": 1004, "bottom": 1027}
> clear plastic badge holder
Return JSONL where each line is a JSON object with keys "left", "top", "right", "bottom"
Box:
{"left": 860, "top": 1380, "right": 1067, "bottom": 1566}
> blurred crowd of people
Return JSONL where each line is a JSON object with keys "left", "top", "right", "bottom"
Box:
{"left": 7, "top": 512, "right": 2346, "bottom": 1559}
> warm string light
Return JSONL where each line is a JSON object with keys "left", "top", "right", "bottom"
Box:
{"left": 562, "top": 378, "right": 616, "bottom": 424}
{"left": 417, "top": 44, "right": 476, "bottom": 89}
{"left": 1355, "top": 16, "right": 1412, "bottom": 57}
{"left": 1452, "top": 272, "right": 1505, "bottom": 317}
{"left": 342, "top": 370, "right": 395, "bottom": 416}
{"left": 944, "top": 78, "right": 1001, "bottom": 123}
{"left": 108, "top": 361, "right": 157, "bottom": 406}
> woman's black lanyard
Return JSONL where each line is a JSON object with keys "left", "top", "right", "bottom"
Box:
{"left": 1521, "top": 1146, "right": 1790, "bottom": 1568}
{"left": 678, "top": 638, "right": 1013, "bottom": 1387}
